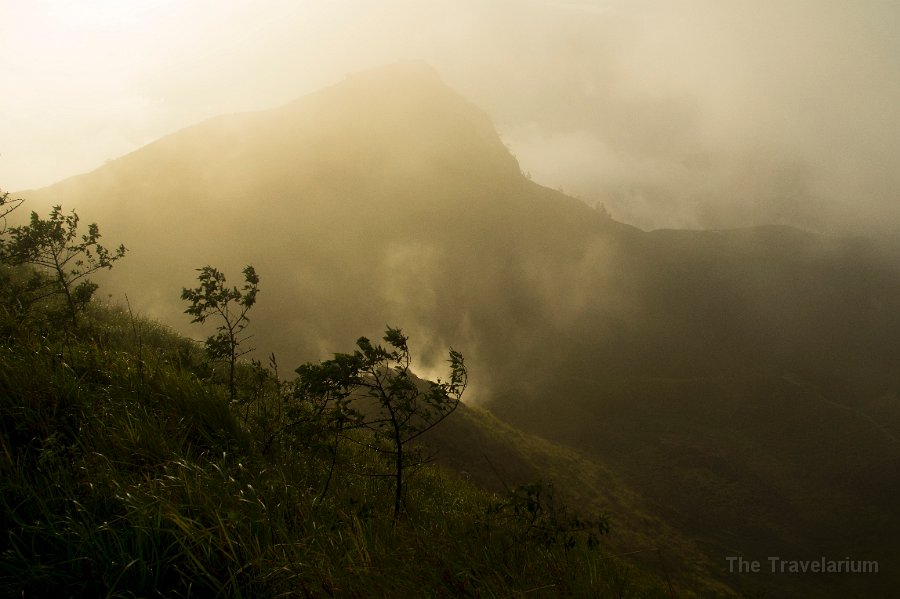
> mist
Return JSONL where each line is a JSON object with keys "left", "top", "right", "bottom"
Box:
{"left": 3, "top": 0, "right": 899, "bottom": 234}
{"left": 5, "top": 5, "right": 900, "bottom": 596}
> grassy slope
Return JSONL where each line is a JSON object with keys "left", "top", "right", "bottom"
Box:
{"left": 0, "top": 299, "right": 677, "bottom": 598}
{"left": 423, "top": 403, "right": 737, "bottom": 597}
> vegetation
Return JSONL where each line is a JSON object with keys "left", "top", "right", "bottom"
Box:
{"left": 2, "top": 203, "right": 126, "bottom": 328}
{"left": 182, "top": 265, "right": 259, "bottom": 401}
{"left": 0, "top": 289, "right": 668, "bottom": 597}
{"left": 295, "top": 328, "right": 467, "bottom": 519}
{"left": 0, "top": 189, "right": 23, "bottom": 233}
{"left": 0, "top": 194, "right": 669, "bottom": 597}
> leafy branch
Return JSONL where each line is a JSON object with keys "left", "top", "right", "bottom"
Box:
{"left": 182, "top": 265, "right": 260, "bottom": 401}
{"left": 0, "top": 188, "right": 24, "bottom": 236}
{"left": 4, "top": 204, "right": 127, "bottom": 327}
{"left": 294, "top": 327, "right": 466, "bottom": 518}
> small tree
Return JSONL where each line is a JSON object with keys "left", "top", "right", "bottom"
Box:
{"left": 0, "top": 187, "right": 22, "bottom": 271}
{"left": 181, "top": 265, "right": 259, "bottom": 401}
{"left": 296, "top": 327, "right": 466, "bottom": 518}
{"left": 5, "top": 204, "right": 126, "bottom": 327}
{"left": 0, "top": 189, "right": 25, "bottom": 323}
{"left": 0, "top": 189, "right": 24, "bottom": 236}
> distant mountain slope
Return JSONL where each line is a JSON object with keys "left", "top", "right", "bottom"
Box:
{"left": 421, "top": 402, "right": 736, "bottom": 596}
{"left": 19, "top": 62, "right": 900, "bottom": 597}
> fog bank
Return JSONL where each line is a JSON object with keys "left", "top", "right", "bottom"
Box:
{"left": 3, "top": 0, "right": 899, "bottom": 233}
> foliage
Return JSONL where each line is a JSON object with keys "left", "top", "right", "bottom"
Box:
{"left": 295, "top": 327, "right": 467, "bottom": 518}
{"left": 0, "top": 189, "right": 23, "bottom": 237}
{"left": 3, "top": 204, "right": 126, "bottom": 327}
{"left": 488, "top": 480, "right": 610, "bottom": 551}
{"left": 0, "top": 301, "right": 672, "bottom": 598}
{"left": 181, "top": 265, "right": 259, "bottom": 401}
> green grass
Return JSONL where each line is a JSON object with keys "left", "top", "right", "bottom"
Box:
{"left": 0, "top": 298, "right": 672, "bottom": 597}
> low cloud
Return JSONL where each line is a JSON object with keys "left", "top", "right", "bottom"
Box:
{"left": 4, "top": 0, "right": 899, "bottom": 233}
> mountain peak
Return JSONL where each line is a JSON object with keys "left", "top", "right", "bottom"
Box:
{"left": 41, "top": 62, "right": 523, "bottom": 205}
{"left": 270, "top": 62, "right": 522, "bottom": 186}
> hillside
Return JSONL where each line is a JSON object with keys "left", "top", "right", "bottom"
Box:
{"left": 16, "top": 62, "right": 900, "bottom": 597}
{"left": 0, "top": 293, "right": 685, "bottom": 597}
{"left": 422, "top": 403, "right": 735, "bottom": 595}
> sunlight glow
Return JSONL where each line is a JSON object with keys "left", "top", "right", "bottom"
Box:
{"left": 38, "top": 0, "right": 180, "bottom": 28}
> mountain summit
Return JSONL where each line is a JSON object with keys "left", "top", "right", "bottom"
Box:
{"left": 46, "top": 61, "right": 521, "bottom": 212}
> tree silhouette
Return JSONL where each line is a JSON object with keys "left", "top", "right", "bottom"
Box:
{"left": 0, "top": 189, "right": 24, "bottom": 236}
{"left": 182, "top": 265, "right": 259, "bottom": 401}
{"left": 5, "top": 204, "right": 126, "bottom": 327}
{"left": 295, "top": 327, "right": 466, "bottom": 518}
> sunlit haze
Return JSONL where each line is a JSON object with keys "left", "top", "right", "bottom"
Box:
{"left": 3, "top": 0, "right": 900, "bottom": 233}
{"left": 5, "top": 4, "right": 900, "bottom": 597}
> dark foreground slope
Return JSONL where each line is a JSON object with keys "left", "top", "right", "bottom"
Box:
{"left": 422, "top": 403, "right": 737, "bottom": 595}
{"left": 19, "top": 62, "right": 900, "bottom": 597}
{"left": 1, "top": 300, "right": 676, "bottom": 597}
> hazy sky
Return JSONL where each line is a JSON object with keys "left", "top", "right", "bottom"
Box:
{"left": 3, "top": 0, "right": 900, "bottom": 233}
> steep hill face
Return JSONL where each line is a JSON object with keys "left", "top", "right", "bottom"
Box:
{"left": 20, "top": 62, "right": 900, "bottom": 597}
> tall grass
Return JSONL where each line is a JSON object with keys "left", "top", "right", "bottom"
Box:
{"left": 0, "top": 299, "right": 672, "bottom": 597}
